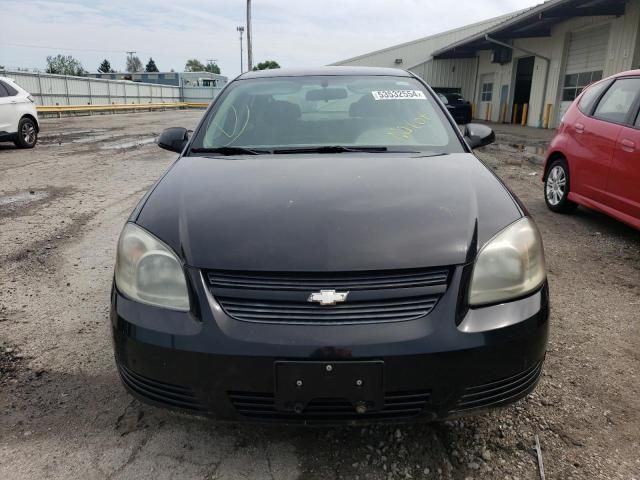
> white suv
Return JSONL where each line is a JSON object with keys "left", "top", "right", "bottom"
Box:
{"left": 0, "top": 76, "right": 39, "bottom": 148}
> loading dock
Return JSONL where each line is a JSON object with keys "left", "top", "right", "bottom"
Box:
{"left": 512, "top": 56, "right": 535, "bottom": 124}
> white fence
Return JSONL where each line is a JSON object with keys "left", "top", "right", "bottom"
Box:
{"left": 182, "top": 86, "right": 223, "bottom": 103}
{"left": 2, "top": 71, "right": 221, "bottom": 106}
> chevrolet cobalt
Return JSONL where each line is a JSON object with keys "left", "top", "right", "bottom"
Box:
{"left": 111, "top": 67, "right": 549, "bottom": 423}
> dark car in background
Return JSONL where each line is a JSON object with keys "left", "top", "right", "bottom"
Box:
{"left": 111, "top": 67, "right": 549, "bottom": 424}
{"left": 434, "top": 88, "right": 472, "bottom": 124}
{"left": 543, "top": 69, "right": 640, "bottom": 230}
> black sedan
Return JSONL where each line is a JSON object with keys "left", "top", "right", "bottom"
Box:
{"left": 111, "top": 67, "right": 548, "bottom": 424}
{"left": 434, "top": 89, "right": 473, "bottom": 124}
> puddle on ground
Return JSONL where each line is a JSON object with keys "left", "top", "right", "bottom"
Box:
{"left": 507, "top": 143, "right": 547, "bottom": 156}
{"left": 71, "top": 133, "right": 116, "bottom": 144}
{"left": 64, "top": 129, "right": 109, "bottom": 136}
{"left": 489, "top": 142, "right": 547, "bottom": 156}
{"left": 40, "top": 126, "right": 156, "bottom": 150}
{"left": 40, "top": 129, "right": 111, "bottom": 144}
{"left": 100, "top": 137, "right": 156, "bottom": 150}
{"left": 0, "top": 190, "right": 49, "bottom": 207}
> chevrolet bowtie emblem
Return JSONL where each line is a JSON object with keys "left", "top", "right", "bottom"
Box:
{"left": 307, "top": 290, "right": 349, "bottom": 306}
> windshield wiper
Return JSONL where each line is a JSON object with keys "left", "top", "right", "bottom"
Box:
{"left": 191, "top": 145, "right": 423, "bottom": 155}
{"left": 190, "top": 146, "right": 272, "bottom": 156}
{"left": 273, "top": 146, "right": 391, "bottom": 154}
{"left": 413, "top": 152, "right": 450, "bottom": 158}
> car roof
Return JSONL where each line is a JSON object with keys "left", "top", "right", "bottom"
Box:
{"left": 0, "top": 76, "right": 21, "bottom": 87}
{"left": 0, "top": 77, "right": 28, "bottom": 95}
{"left": 238, "top": 66, "right": 412, "bottom": 80}
{"left": 611, "top": 69, "right": 640, "bottom": 79}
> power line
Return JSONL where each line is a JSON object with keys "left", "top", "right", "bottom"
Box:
{"left": 2, "top": 42, "right": 135, "bottom": 54}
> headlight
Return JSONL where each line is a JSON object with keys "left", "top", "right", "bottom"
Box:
{"left": 469, "top": 217, "right": 546, "bottom": 307}
{"left": 115, "top": 223, "right": 190, "bottom": 311}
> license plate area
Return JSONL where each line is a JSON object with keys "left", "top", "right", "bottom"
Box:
{"left": 274, "top": 361, "right": 384, "bottom": 414}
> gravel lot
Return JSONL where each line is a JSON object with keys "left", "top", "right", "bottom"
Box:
{"left": 1, "top": 111, "right": 638, "bottom": 480}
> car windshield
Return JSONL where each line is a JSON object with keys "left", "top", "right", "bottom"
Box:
{"left": 189, "top": 75, "right": 465, "bottom": 154}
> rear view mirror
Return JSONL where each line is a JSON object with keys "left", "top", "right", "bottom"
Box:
{"left": 464, "top": 123, "right": 495, "bottom": 149}
{"left": 306, "top": 88, "right": 348, "bottom": 101}
{"left": 157, "top": 127, "right": 189, "bottom": 153}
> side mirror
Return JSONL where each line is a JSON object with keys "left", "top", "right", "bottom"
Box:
{"left": 157, "top": 127, "right": 189, "bottom": 153}
{"left": 464, "top": 123, "right": 495, "bottom": 149}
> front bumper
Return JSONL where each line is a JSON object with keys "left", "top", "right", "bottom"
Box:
{"left": 111, "top": 266, "right": 549, "bottom": 424}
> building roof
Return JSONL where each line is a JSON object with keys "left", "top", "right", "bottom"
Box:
{"left": 433, "top": 0, "right": 626, "bottom": 58}
{"left": 238, "top": 66, "right": 412, "bottom": 79}
{"left": 331, "top": 10, "right": 524, "bottom": 66}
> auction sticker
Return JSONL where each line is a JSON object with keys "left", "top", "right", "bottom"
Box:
{"left": 371, "top": 90, "right": 426, "bottom": 100}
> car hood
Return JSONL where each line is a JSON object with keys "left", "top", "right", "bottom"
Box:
{"left": 135, "top": 153, "right": 521, "bottom": 271}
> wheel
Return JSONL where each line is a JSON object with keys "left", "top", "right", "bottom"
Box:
{"left": 544, "top": 158, "right": 577, "bottom": 213}
{"left": 13, "top": 117, "right": 38, "bottom": 149}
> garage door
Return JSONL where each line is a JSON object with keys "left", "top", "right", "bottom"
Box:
{"left": 558, "top": 25, "right": 610, "bottom": 122}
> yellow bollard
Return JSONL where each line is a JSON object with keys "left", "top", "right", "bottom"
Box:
{"left": 512, "top": 104, "right": 519, "bottom": 124}
{"left": 521, "top": 103, "right": 529, "bottom": 126}
{"left": 471, "top": 103, "right": 476, "bottom": 119}
{"left": 500, "top": 103, "right": 507, "bottom": 123}
{"left": 543, "top": 104, "right": 553, "bottom": 129}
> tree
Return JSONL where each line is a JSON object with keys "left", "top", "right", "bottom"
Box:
{"left": 45, "top": 55, "right": 87, "bottom": 76}
{"left": 204, "top": 61, "right": 221, "bottom": 74}
{"left": 145, "top": 57, "right": 159, "bottom": 72}
{"left": 126, "top": 55, "right": 143, "bottom": 73}
{"left": 184, "top": 59, "right": 206, "bottom": 72}
{"left": 252, "top": 60, "right": 280, "bottom": 71}
{"left": 98, "top": 59, "right": 114, "bottom": 73}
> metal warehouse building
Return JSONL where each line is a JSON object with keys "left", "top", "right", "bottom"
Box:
{"left": 333, "top": 0, "right": 639, "bottom": 128}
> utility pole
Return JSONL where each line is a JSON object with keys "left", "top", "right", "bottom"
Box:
{"left": 236, "top": 26, "right": 245, "bottom": 73}
{"left": 246, "top": 0, "right": 253, "bottom": 71}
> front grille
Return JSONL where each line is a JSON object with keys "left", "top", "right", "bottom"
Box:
{"left": 217, "top": 296, "right": 439, "bottom": 324}
{"left": 118, "top": 364, "right": 205, "bottom": 411}
{"left": 207, "top": 267, "right": 449, "bottom": 325}
{"left": 207, "top": 268, "right": 449, "bottom": 291}
{"left": 452, "top": 361, "right": 543, "bottom": 413}
{"left": 228, "top": 390, "right": 431, "bottom": 421}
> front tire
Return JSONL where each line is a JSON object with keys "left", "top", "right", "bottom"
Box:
{"left": 544, "top": 158, "right": 577, "bottom": 213}
{"left": 13, "top": 117, "right": 38, "bottom": 149}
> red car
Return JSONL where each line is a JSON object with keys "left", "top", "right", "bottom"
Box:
{"left": 543, "top": 70, "right": 640, "bottom": 230}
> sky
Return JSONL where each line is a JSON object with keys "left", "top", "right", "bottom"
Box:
{"left": 0, "top": 0, "right": 543, "bottom": 79}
